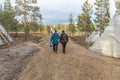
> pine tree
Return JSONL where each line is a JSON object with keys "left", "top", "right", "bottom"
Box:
{"left": 94, "top": 0, "right": 110, "bottom": 36}
{"left": 68, "top": 13, "right": 76, "bottom": 36}
{"left": 4, "top": 0, "right": 11, "bottom": 10}
{"left": 31, "top": 6, "right": 42, "bottom": 23}
{"left": 15, "top": 0, "right": 42, "bottom": 40}
{"left": 0, "top": 4, "right": 3, "bottom": 22}
{"left": 115, "top": 0, "right": 120, "bottom": 14}
{"left": 1, "top": 0, "right": 15, "bottom": 31}
{"left": 77, "top": 0, "right": 94, "bottom": 34}
{"left": 77, "top": 14, "right": 85, "bottom": 33}
{"left": 30, "top": 6, "right": 43, "bottom": 33}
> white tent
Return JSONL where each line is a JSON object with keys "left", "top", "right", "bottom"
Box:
{"left": 86, "top": 28, "right": 100, "bottom": 43}
{"left": 0, "top": 24, "right": 13, "bottom": 45}
{"left": 90, "top": 15, "right": 120, "bottom": 58}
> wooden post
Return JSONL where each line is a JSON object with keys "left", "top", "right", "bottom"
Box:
{"left": 0, "top": 30, "right": 10, "bottom": 45}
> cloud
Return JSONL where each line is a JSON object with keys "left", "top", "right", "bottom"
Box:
{"left": 38, "top": 0, "right": 84, "bottom": 24}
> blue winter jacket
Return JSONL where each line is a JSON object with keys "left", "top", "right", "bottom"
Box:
{"left": 51, "top": 33, "right": 60, "bottom": 44}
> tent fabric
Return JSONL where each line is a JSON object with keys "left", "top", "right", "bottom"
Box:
{"left": 86, "top": 28, "right": 100, "bottom": 43}
{"left": 0, "top": 24, "right": 13, "bottom": 45}
{"left": 90, "top": 15, "right": 120, "bottom": 58}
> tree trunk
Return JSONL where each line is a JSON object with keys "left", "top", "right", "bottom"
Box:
{"left": 24, "top": 0, "right": 28, "bottom": 40}
{"left": 100, "top": 0, "right": 103, "bottom": 37}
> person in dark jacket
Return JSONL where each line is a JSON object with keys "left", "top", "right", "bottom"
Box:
{"left": 51, "top": 30, "right": 60, "bottom": 53}
{"left": 60, "top": 30, "right": 68, "bottom": 53}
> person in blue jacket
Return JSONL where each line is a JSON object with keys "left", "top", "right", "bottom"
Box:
{"left": 50, "top": 30, "right": 60, "bottom": 53}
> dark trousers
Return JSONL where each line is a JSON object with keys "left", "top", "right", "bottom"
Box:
{"left": 62, "top": 42, "right": 67, "bottom": 53}
{"left": 53, "top": 44, "right": 58, "bottom": 52}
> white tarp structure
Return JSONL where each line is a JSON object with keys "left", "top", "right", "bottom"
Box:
{"left": 86, "top": 28, "right": 100, "bottom": 43}
{"left": 90, "top": 15, "right": 120, "bottom": 58}
{"left": 0, "top": 24, "right": 13, "bottom": 45}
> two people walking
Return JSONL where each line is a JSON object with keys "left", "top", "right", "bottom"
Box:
{"left": 50, "top": 30, "right": 68, "bottom": 53}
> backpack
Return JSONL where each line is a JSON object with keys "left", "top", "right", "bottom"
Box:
{"left": 61, "top": 34, "right": 67, "bottom": 43}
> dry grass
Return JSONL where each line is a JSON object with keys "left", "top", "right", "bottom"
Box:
{"left": 70, "top": 35, "right": 91, "bottom": 48}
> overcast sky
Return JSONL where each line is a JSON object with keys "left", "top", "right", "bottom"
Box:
{"left": 0, "top": 0, "right": 116, "bottom": 25}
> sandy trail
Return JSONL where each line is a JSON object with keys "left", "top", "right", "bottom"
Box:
{"left": 18, "top": 37, "right": 120, "bottom": 80}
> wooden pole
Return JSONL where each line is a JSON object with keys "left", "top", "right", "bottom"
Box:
{"left": 0, "top": 30, "right": 10, "bottom": 45}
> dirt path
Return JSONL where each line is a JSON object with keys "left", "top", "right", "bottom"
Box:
{"left": 18, "top": 37, "right": 120, "bottom": 80}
